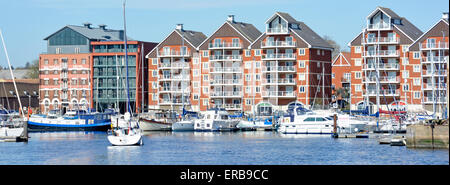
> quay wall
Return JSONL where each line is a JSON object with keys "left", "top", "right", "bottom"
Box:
{"left": 406, "top": 124, "right": 449, "bottom": 149}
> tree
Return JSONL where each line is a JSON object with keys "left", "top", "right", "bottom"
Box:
{"left": 334, "top": 87, "right": 350, "bottom": 109}
{"left": 24, "top": 59, "right": 39, "bottom": 79}
{"left": 323, "top": 35, "right": 341, "bottom": 59}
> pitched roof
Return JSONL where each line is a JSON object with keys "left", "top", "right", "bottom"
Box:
{"left": 174, "top": 29, "right": 207, "bottom": 48}
{"left": 44, "top": 25, "right": 126, "bottom": 41}
{"left": 227, "top": 21, "right": 262, "bottom": 43}
{"left": 332, "top": 52, "right": 351, "bottom": 66}
{"left": 290, "top": 21, "right": 333, "bottom": 49}
{"left": 408, "top": 18, "right": 449, "bottom": 51}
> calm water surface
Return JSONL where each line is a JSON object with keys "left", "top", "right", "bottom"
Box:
{"left": 1, "top": 131, "right": 448, "bottom": 165}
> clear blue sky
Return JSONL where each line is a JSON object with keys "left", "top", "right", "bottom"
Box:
{"left": 0, "top": 0, "right": 448, "bottom": 67}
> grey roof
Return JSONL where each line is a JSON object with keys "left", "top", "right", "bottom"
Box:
{"left": 394, "top": 18, "right": 423, "bottom": 41}
{"left": 378, "top": 7, "right": 401, "bottom": 19}
{"left": 276, "top": 12, "right": 300, "bottom": 24}
{"left": 291, "top": 21, "right": 333, "bottom": 49}
{"left": 44, "top": 25, "right": 127, "bottom": 41}
{"left": 228, "top": 21, "right": 262, "bottom": 43}
{"left": 175, "top": 29, "right": 207, "bottom": 48}
{"left": 0, "top": 69, "right": 30, "bottom": 79}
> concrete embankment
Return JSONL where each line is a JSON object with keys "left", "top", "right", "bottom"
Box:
{"left": 406, "top": 124, "right": 449, "bottom": 149}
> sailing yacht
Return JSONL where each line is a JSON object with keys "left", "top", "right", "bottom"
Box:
{"left": 107, "top": 0, "right": 142, "bottom": 146}
{"left": 0, "top": 29, "right": 28, "bottom": 141}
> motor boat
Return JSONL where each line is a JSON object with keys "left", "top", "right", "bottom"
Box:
{"left": 194, "top": 108, "right": 239, "bottom": 132}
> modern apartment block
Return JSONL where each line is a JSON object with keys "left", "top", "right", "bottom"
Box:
{"left": 146, "top": 24, "right": 207, "bottom": 112}
{"left": 331, "top": 52, "right": 355, "bottom": 108}
{"left": 146, "top": 13, "right": 333, "bottom": 114}
{"left": 346, "top": 7, "right": 424, "bottom": 113}
{"left": 408, "top": 13, "right": 449, "bottom": 117}
{"left": 39, "top": 23, "right": 157, "bottom": 113}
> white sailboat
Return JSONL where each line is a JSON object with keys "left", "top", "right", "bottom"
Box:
{"left": 107, "top": 0, "right": 142, "bottom": 146}
{"left": 0, "top": 29, "right": 28, "bottom": 141}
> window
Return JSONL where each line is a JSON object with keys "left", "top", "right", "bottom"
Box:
{"left": 354, "top": 46, "right": 362, "bottom": 53}
{"left": 255, "top": 61, "right": 260, "bottom": 68}
{"left": 255, "top": 74, "right": 260, "bottom": 81}
{"left": 413, "top": 65, "right": 420, "bottom": 73}
{"left": 81, "top": 59, "right": 86, "bottom": 64}
{"left": 317, "top": 61, "right": 321, "bottom": 68}
{"left": 255, "top": 86, "right": 260, "bottom": 93}
{"left": 317, "top": 49, "right": 320, "bottom": 55}
{"left": 193, "top": 94, "right": 199, "bottom": 100}
{"left": 402, "top": 45, "right": 409, "bottom": 52}
{"left": 344, "top": 73, "right": 351, "bottom": 80}
{"left": 193, "top": 69, "right": 199, "bottom": 77}
{"left": 152, "top": 58, "right": 158, "bottom": 65}
{"left": 245, "top": 87, "right": 251, "bottom": 94}
{"left": 202, "top": 62, "right": 209, "bottom": 69}
{"left": 72, "top": 59, "right": 77, "bottom": 64}
{"left": 413, "top": 78, "right": 420, "bottom": 86}
{"left": 202, "top": 87, "right": 208, "bottom": 93}
{"left": 245, "top": 74, "right": 251, "bottom": 81}
{"left": 152, "top": 70, "right": 158, "bottom": 77}
{"left": 355, "top": 84, "right": 362, "bottom": 92}
{"left": 355, "top": 72, "right": 362, "bottom": 79}
{"left": 298, "top": 73, "right": 306, "bottom": 81}
{"left": 402, "top": 84, "right": 409, "bottom": 91}
{"left": 245, "top": 62, "right": 251, "bottom": 69}
{"left": 245, "top": 50, "right": 251, "bottom": 57}
{"left": 403, "top": 57, "right": 409, "bottom": 65}
{"left": 202, "top": 51, "right": 209, "bottom": 57}
{"left": 255, "top": 49, "right": 261, "bottom": 56}
{"left": 299, "top": 86, "right": 305, "bottom": 93}
{"left": 322, "top": 50, "right": 325, "bottom": 56}
{"left": 152, "top": 82, "right": 158, "bottom": 89}
{"left": 413, "top": 52, "right": 420, "bottom": 59}
{"left": 193, "top": 81, "right": 199, "bottom": 88}
{"left": 354, "top": 58, "right": 362, "bottom": 66}
{"left": 298, "top": 60, "right": 305, "bottom": 68}
{"left": 414, "top": 91, "right": 420, "bottom": 99}
{"left": 53, "top": 59, "right": 58, "bottom": 65}
{"left": 203, "top": 74, "right": 209, "bottom": 81}
{"left": 332, "top": 73, "right": 335, "bottom": 79}
{"left": 298, "top": 48, "right": 305, "bottom": 56}
{"left": 402, "top": 70, "right": 409, "bottom": 78}
{"left": 245, "top": 99, "right": 252, "bottom": 105}
{"left": 202, "top": 99, "right": 208, "bottom": 106}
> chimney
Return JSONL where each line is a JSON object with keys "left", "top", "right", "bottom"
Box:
{"left": 227, "top": 15, "right": 235, "bottom": 22}
{"left": 83, "top": 22, "right": 92, "bottom": 29}
{"left": 176, "top": 24, "right": 183, "bottom": 31}
{"left": 98, "top": 24, "right": 107, "bottom": 30}
{"left": 442, "top": 12, "right": 449, "bottom": 20}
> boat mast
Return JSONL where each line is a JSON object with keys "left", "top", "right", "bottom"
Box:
{"left": 116, "top": 54, "right": 119, "bottom": 111}
{"left": 0, "top": 29, "right": 25, "bottom": 117}
{"left": 123, "top": 0, "right": 132, "bottom": 114}
{"left": 141, "top": 43, "right": 144, "bottom": 114}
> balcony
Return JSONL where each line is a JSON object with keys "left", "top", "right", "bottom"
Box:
{"left": 208, "top": 42, "right": 242, "bottom": 49}
{"left": 159, "top": 87, "right": 191, "bottom": 93}
{"left": 210, "top": 67, "right": 242, "bottom": 73}
{"left": 261, "top": 91, "right": 296, "bottom": 98}
{"left": 367, "top": 23, "right": 393, "bottom": 30}
{"left": 210, "top": 91, "right": 242, "bottom": 98}
{"left": 423, "top": 70, "right": 447, "bottom": 77}
{"left": 266, "top": 27, "right": 289, "bottom": 35}
{"left": 261, "top": 41, "right": 296, "bottom": 48}
{"left": 341, "top": 77, "right": 351, "bottom": 83}
{"left": 363, "top": 63, "right": 400, "bottom": 70}
{"left": 158, "top": 62, "right": 190, "bottom": 69}
{"left": 261, "top": 66, "right": 296, "bottom": 73}
{"left": 362, "top": 37, "right": 399, "bottom": 44}
{"left": 364, "top": 89, "right": 399, "bottom": 96}
{"left": 262, "top": 78, "right": 295, "bottom": 85}
{"left": 217, "top": 104, "right": 242, "bottom": 110}
{"left": 420, "top": 41, "right": 449, "bottom": 50}
{"left": 423, "top": 83, "right": 447, "bottom": 91}
{"left": 210, "top": 79, "right": 242, "bottom": 85}
{"left": 209, "top": 55, "right": 242, "bottom": 62}
{"left": 363, "top": 50, "right": 399, "bottom": 57}
{"left": 421, "top": 56, "right": 448, "bottom": 63}
{"left": 158, "top": 74, "right": 191, "bottom": 81}
{"left": 157, "top": 50, "right": 191, "bottom": 58}
{"left": 159, "top": 99, "right": 189, "bottom": 105}
{"left": 262, "top": 53, "right": 296, "bottom": 60}
{"left": 423, "top": 96, "right": 447, "bottom": 104}
{"left": 363, "top": 76, "right": 400, "bottom": 83}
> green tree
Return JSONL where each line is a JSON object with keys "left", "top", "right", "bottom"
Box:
{"left": 25, "top": 59, "right": 39, "bottom": 79}
{"left": 322, "top": 35, "right": 341, "bottom": 59}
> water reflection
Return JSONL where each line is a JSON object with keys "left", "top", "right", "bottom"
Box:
{"left": 278, "top": 133, "right": 331, "bottom": 139}
{"left": 107, "top": 145, "right": 142, "bottom": 165}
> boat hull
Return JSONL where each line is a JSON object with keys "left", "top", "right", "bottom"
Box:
{"left": 194, "top": 120, "right": 239, "bottom": 132}
{"left": 27, "top": 121, "right": 111, "bottom": 132}
{"left": 0, "top": 127, "right": 24, "bottom": 137}
{"left": 138, "top": 119, "right": 172, "bottom": 131}
{"left": 172, "top": 121, "right": 194, "bottom": 131}
{"left": 107, "top": 134, "right": 143, "bottom": 146}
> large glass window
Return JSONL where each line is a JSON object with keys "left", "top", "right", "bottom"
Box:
{"left": 48, "top": 28, "right": 88, "bottom": 46}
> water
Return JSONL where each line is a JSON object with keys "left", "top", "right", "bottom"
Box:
{"left": 0, "top": 131, "right": 448, "bottom": 165}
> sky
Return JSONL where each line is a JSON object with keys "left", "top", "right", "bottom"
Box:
{"left": 0, "top": 0, "right": 448, "bottom": 68}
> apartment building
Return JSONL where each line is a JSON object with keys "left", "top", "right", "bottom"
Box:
{"left": 146, "top": 24, "right": 207, "bottom": 112}
{"left": 408, "top": 13, "right": 449, "bottom": 117}
{"left": 91, "top": 40, "right": 157, "bottom": 113}
{"left": 346, "top": 7, "right": 423, "bottom": 113}
{"left": 331, "top": 52, "right": 355, "bottom": 108}
{"left": 197, "top": 15, "right": 262, "bottom": 112}
{"left": 250, "top": 12, "right": 333, "bottom": 113}
{"left": 39, "top": 23, "right": 157, "bottom": 114}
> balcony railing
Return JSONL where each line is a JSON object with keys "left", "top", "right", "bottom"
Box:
{"left": 363, "top": 50, "right": 399, "bottom": 57}
{"left": 261, "top": 66, "right": 296, "bottom": 73}
{"left": 160, "top": 99, "right": 190, "bottom": 105}
{"left": 423, "top": 83, "right": 447, "bottom": 90}
{"left": 423, "top": 70, "right": 447, "bottom": 76}
{"left": 209, "top": 55, "right": 242, "bottom": 61}
{"left": 341, "top": 77, "right": 351, "bottom": 83}
{"left": 367, "top": 23, "right": 392, "bottom": 30}
{"left": 422, "top": 56, "right": 448, "bottom": 63}
{"left": 262, "top": 53, "right": 296, "bottom": 60}
{"left": 261, "top": 91, "right": 296, "bottom": 97}
{"left": 159, "top": 87, "right": 191, "bottom": 93}
{"left": 158, "top": 62, "right": 190, "bottom": 69}
{"left": 262, "top": 78, "right": 295, "bottom": 85}
{"left": 364, "top": 89, "right": 399, "bottom": 96}
{"left": 159, "top": 74, "right": 191, "bottom": 81}
{"left": 208, "top": 42, "right": 242, "bottom": 49}
{"left": 210, "top": 91, "right": 242, "bottom": 97}
{"left": 157, "top": 50, "right": 191, "bottom": 57}
{"left": 217, "top": 104, "right": 242, "bottom": 110}
{"left": 420, "top": 41, "right": 449, "bottom": 50}
{"left": 266, "top": 27, "right": 289, "bottom": 34}
{"left": 423, "top": 97, "right": 447, "bottom": 104}
{"left": 363, "top": 76, "right": 400, "bottom": 83}
{"left": 362, "top": 37, "right": 399, "bottom": 44}
{"left": 210, "top": 67, "right": 242, "bottom": 73}
{"left": 210, "top": 79, "right": 242, "bottom": 85}
{"left": 261, "top": 41, "right": 296, "bottom": 48}
{"left": 363, "top": 63, "right": 400, "bottom": 70}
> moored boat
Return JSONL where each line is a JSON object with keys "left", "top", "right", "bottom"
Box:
{"left": 139, "top": 110, "right": 178, "bottom": 131}
{"left": 194, "top": 108, "right": 239, "bottom": 132}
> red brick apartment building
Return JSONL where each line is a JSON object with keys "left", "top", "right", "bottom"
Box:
{"left": 332, "top": 7, "right": 448, "bottom": 115}
{"left": 146, "top": 13, "right": 333, "bottom": 114}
